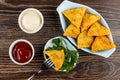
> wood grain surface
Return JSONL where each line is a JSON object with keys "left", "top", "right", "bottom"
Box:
{"left": 0, "top": 0, "right": 120, "bottom": 80}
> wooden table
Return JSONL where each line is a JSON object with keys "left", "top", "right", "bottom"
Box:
{"left": 0, "top": 0, "right": 120, "bottom": 80}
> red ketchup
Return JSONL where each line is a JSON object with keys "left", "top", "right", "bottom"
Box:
{"left": 12, "top": 42, "right": 32, "bottom": 63}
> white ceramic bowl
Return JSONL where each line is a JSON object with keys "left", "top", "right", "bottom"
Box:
{"left": 57, "top": 0, "right": 116, "bottom": 58}
{"left": 18, "top": 8, "right": 44, "bottom": 34}
{"left": 9, "top": 39, "right": 35, "bottom": 65}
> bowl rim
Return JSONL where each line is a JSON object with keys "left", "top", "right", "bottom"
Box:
{"left": 18, "top": 8, "right": 44, "bottom": 34}
{"left": 56, "top": 0, "right": 116, "bottom": 58}
{"left": 9, "top": 39, "right": 35, "bottom": 65}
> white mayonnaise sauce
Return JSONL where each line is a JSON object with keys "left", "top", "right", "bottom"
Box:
{"left": 21, "top": 11, "right": 41, "bottom": 32}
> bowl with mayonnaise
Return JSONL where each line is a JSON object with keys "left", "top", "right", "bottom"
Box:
{"left": 18, "top": 8, "right": 44, "bottom": 34}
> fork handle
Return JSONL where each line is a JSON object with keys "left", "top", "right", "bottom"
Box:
{"left": 28, "top": 70, "right": 42, "bottom": 80}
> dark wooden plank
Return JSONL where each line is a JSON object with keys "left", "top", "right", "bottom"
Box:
{"left": 0, "top": 0, "right": 120, "bottom": 80}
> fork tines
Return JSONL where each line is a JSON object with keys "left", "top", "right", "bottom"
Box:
{"left": 44, "top": 58, "right": 54, "bottom": 68}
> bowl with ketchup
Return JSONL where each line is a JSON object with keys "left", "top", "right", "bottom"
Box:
{"left": 9, "top": 39, "right": 34, "bottom": 65}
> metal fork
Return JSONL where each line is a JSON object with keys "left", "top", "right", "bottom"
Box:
{"left": 28, "top": 58, "right": 53, "bottom": 80}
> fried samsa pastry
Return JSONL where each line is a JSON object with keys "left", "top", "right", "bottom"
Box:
{"left": 88, "top": 22, "right": 111, "bottom": 36}
{"left": 81, "top": 13, "right": 100, "bottom": 32}
{"left": 43, "top": 50, "right": 65, "bottom": 71}
{"left": 77, "top": 31, "right": 94, "bottom": 48}
{"left": 63, "top": 24, "right": 80, "bottom": 38}
{"left": 62, "top": 7, "right": 86, "bottom": 28}
{"left": 92, "top": 36, "right": 116, "bottom": 52}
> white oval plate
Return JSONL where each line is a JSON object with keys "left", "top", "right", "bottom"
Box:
{"left": 44, "top": 36, "right": 79, "bottom": 71}
{"left": 56, "top": 0, "right": 116, "bottom": 58}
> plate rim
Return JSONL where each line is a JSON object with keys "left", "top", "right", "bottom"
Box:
{"left": 43, "top": 36, "right": 79, "bottom": 71}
